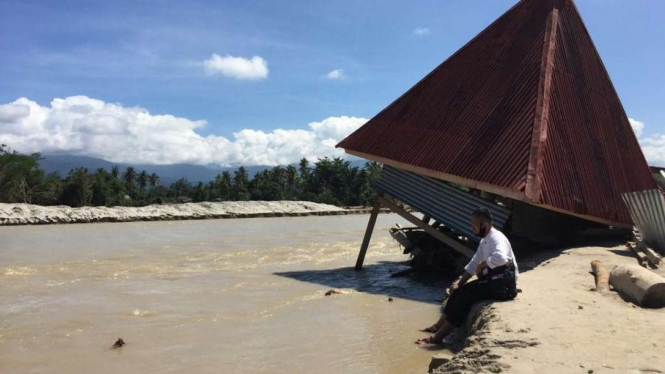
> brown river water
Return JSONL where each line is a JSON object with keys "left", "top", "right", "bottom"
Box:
{"left": 0, "top": 214, "right": 449, "bottom": 374}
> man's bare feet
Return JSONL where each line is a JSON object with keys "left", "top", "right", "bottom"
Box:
{"left": 420, "top": 324, "right": 439, "bottom": 333}
{"left": 415, "top": 336, "right": 442, "bottom": 345}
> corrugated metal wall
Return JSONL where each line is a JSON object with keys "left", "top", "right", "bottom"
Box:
{"left": 622, "top": 190, "right": 665, "bottom": 255}
{"left": 376, "top": 166, "right": 511, "bottom": 243}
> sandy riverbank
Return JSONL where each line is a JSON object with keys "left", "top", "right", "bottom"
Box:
{"left": 431, "top": 245, "right": 665, "bottom": 374}
{"left": 0, "top": 201, "right": 382, "bottom": 226}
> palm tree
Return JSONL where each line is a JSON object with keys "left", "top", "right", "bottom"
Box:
{"left": 148, "top": 173, "right": 160, "bottom": 188}
{"left": 137, "top": 170, "right": 148, "bottom": 191}
{"left": 122, "top": 167, "right": 136, "bottom": 198}
{"left": 298, "top": 158, "right": 310, "bottom": 182}
{"left": 110, "top": 165, "right": 120, "bottom": 179}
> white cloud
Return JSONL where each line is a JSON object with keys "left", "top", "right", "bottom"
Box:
{"left": 0, "top": 96, "right": 367, "bottom": 166}
{"left": 641, "top": 134, "right": 665, "bottom": 167}
{"left": 628, "top": 117, "right": 664, "bottom": 167}
{"left": 413, "top": 27, "right": 430, "bottom": 36}
{"left": 326, "top": 69, "right": 344, "bottom": 80}
{"left": 203, "top": 54, "right": 268, "bottom": 80}
{"left": 629, "top": 117, "right": 644, "bottom": 137}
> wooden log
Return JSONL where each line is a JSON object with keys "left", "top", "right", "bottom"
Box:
{"left": 609, "top": 264, "right": 665, "bottom": 308}
{"left": 377, "top": 195, "right": 474, "bottom": 258}
{"left": 590, "top": 260, "right": 609, "bottom": 292}
{"left": 355, "top": 195, "right": 382, "bottom": 271}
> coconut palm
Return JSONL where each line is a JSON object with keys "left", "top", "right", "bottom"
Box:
{"left": 137, "top": 170, "right": 148, "bottom": 191}
{"left": 122, "top": 167, "right": 136, "bottom": 198}
{"left": 148, "top": 173, "right": 160, "bottom": 188}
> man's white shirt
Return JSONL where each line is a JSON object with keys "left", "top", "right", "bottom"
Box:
{"left": 464, "top": 227, "right": 519, "bottom": 282}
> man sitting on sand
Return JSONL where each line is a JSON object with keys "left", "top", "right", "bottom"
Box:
{"left": 416, "top": 208, "right": 519, "bottom": 345}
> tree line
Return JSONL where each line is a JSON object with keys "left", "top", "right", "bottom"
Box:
{"left": 0, "top": 145, "right": 382, "bottom": 208}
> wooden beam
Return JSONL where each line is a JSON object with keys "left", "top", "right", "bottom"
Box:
{"left": 355, "top": 195, "right": 382, "bottom": 270}
{"left": 377, "top": 196, "right": 474, "bottom": 258}
{"left": 637, "top": 242, "right": 662, "bottom": 268}
{"left": 526, "top": 8, "right": 559, "bottom": 202}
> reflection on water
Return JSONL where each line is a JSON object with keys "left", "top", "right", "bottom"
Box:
{"left": 0, "top": 215, "right": 447, "bottom": 374}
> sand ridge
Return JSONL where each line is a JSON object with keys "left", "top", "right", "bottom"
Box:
{"left": 0, "top": 201, "right": 354, "bottom": 225}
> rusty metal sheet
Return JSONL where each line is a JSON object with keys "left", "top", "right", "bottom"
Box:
{"left": 337, "top": 0, "right": 655, "bottom": 226}
{"left": 622, "top": 190, "right": 665, "bottom": 255}
{"left": 376, "top": 166, "right": 511, "bottom": 243}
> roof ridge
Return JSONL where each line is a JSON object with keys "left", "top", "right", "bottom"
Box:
{"left": 525, "top": 5, "right": 560, "bottom": 202}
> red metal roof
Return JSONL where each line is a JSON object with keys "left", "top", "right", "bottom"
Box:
{"left": 337, "top": 0, "right": 655, "bottom": 226}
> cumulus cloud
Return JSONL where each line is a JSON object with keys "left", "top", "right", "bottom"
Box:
{"left": 413, "top": 27, "right": 430, "bottom": 36}
{"left": 640, "top": 135, "right": 665, "bottom": 167}
{"left": 326, "top": 69, "right": 344, "bottom": 80}
{"left": 203, "top": 54, "right": 268, "bottom": 80}
{"left": 627, "top": 117, "right": 664, "bottom": 167}
{"left": 0, "top": 96, "right": 366, "bottom": 166}
{"left": 629, "top": 117, "right": 644, "bottom": 137}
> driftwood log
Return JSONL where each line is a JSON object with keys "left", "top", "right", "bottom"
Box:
{"left": 590, "top": 260, "right": 609, "bottom": 292}
{"left": 609, "top": 264, "right": 665, "bottom": 308}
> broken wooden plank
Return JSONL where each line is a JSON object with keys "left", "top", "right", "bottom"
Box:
{"left": 637, "top": 241, "right": 662, "bottom": 268}
{"left": 377, "top": 195, "right": 474, "bottom": 258}
{"left": 626, "top": 242, "right": 648, "bottom": 267}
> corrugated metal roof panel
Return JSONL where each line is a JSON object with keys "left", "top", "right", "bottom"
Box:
{"left": 622, "top": 190, "right": 665, "bottom": 255}
{"left": 337, "top": 0, "right": 655, "bottom": 226}
{"left": 339, "top": 0, "right": 548, "bottom": 191}
{"left": 537, "top": 1, "right": 656, "bottom": 224}
{"left": 376, "top": 166, "right": 511, "bottom": 243}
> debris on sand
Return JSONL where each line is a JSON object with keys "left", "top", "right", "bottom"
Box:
{"left": 112, "top": 338, "right": 125, "bottom": 349}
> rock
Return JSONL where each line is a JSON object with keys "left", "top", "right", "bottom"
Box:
{"left": 325, "top": 290, "right": 341, "bottom": 296}
{"left": 429, "top": 351, "right": 454, "bottom": 372}
{"left": 112, "top": 338, "right": 125, "bottom": 349}
{"left": 388, "top": 297, "right": 393, "bottom": 302}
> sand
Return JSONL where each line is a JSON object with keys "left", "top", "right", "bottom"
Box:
{"left": 432, "top": 245, "right": 665, "bottom": 374}
{"left": 0, "top": 201, "right": 358, "bottom": 225}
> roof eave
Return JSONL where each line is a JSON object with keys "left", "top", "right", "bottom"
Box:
{"left": 344, "top": 149, "right": 633, "bottom": 229}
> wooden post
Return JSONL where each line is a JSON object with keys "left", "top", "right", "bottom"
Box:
{"left": 355, "top": 195, "right": 382, "bottom": 270}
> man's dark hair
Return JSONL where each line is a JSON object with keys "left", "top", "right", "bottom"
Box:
{"left": 472, "top": 208, "right": 492, "bottom": 223}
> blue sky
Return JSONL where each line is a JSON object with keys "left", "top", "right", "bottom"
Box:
{"left": 0, "top": 0, "right": 663, "bottom": 165}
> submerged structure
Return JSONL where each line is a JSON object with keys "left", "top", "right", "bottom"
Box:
{"left": 337, "top": 0, "right": 657, "bottom": 268}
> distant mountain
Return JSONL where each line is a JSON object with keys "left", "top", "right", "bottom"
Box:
{"left": 39, "top": 155, "right": 270, "bottom": 185}
{"left": 38, "top": 154, "right": 370, "bottom": 185}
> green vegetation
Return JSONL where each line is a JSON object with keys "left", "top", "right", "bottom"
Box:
{"left": 0, "top": 145, "right": 381, "bottom": 207}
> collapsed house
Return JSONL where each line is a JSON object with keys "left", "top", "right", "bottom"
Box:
{"left": 336, "top": 0, "right": 659, "bottom": 269}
